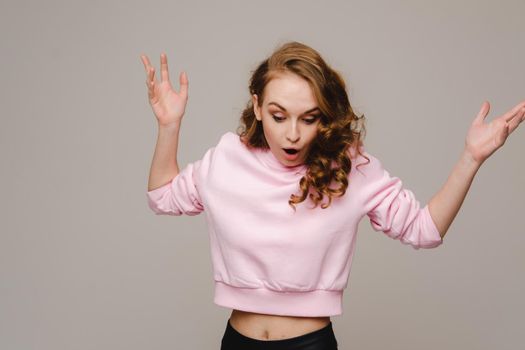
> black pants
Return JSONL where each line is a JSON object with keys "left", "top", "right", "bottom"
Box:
{"left": 220, "top": 319, "right": 338, "bottom": 350}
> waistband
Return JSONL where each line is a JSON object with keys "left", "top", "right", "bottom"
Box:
{"left": 222, "top": 319, "right": 338, "bottom": 350}
{"left": 213, "top": 281, "right": 343, "bottom": 317}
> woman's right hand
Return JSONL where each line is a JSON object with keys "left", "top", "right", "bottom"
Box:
{"left": 140, "top": 53, "right": 188, "bottom": 127}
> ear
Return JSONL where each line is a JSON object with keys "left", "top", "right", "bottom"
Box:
{"left": 252, "top": 94, "right": 262, "bottom": 121}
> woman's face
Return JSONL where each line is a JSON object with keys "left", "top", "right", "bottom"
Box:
{"left": 252, "top": 72, "right": 321, "bottom": 167}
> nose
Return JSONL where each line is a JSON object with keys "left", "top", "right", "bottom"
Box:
{"left": 286, "top": 121, "right": 300, "bottom": 143}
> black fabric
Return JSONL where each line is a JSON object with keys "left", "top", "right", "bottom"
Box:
{"left": 220, "top": 319, "right": 338, "bottom": 350}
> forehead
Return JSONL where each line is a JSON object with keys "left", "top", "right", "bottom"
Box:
{"left": 263, "top": 72, "right": 317, "bottom": 107}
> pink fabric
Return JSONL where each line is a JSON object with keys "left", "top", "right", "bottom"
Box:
{"left": 146, "top": 131, "right": 443, "bottom": 316}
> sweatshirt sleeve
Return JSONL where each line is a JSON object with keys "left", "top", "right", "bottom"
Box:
{"left": 360, "top": 151, "right": 443, "bottom": 250}
{"left": 146, "top": 146, "right": 215, "bottom": 216}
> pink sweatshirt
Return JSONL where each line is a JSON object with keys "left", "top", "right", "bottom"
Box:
{"left": 146, "top": 131, "right": 443, "bottom": 317}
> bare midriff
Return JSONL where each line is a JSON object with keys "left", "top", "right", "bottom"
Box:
{"left": 228, "top": 309, "right": 331, "bottom": 341}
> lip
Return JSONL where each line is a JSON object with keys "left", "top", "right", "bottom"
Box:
{"left": 282, "top": 147, "right": 301, "bottom": 161}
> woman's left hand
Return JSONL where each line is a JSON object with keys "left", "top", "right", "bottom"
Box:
{"left": 464, "top": 100, "right": 525, "bottom": 165}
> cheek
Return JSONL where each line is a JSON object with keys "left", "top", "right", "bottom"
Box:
{"left": 305, "top": 131, "right": 318, "bottom": 147}
{"left": 261, "top": 124, "right": 278, "bottom": 145}
{"left": 263, "top": 123, "right": 279, "bottom": 139}
{"left": 306, "top": 128, "right": 318, "bottom": 140}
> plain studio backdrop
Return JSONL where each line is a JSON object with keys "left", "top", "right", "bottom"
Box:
{"left": 1, "top": 0, "right": 524, "bottom": 349}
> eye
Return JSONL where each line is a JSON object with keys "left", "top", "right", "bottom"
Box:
{"left": 271, "top": 114, "right": 319, "bottom": 124}
{"left": 304, "top": 116, "right": 319, "bottom": 124}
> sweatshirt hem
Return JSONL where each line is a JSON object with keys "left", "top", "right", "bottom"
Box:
{"left": 213, "top": 281, "right": 343, "bottom": 317}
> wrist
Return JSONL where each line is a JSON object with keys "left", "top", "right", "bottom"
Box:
{"left": 461, "top": 148, "right": 484, "bottom": 170}
{"left": 158, "top": 120, "right": 181, "bottom": 131}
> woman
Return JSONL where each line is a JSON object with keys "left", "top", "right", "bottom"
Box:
{"left": 141, "top": 41, "right": 525, "bottom": 349}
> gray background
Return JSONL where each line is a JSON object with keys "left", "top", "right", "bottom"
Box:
{"left": 1, "top": 0, "right": 524, "bottom": 349}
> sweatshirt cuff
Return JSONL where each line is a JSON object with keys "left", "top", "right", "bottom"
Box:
{"left": 146, "top": 181, "right": 173, "bottom": 213}
{"left": 421, "top": 204, "right": 443, "bottom": 248}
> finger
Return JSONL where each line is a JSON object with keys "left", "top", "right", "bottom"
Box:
{"left": 145, "top": 75, "right": 154, "bottom": 94}
{"left": 142, "top": 55, "right": 159, "bottom": 88}
{"left": 145, "top": 68, "right": 159, "bottom": 102}
{"left": 160, "top": 53, "right": 170, "bottom": 83}
{"left": 507, "top": 106, "right": 525, "bottom": 134}
{"left": 473, "top": 101, "right": 490, "bottom": 125}
{"left": 148, "top": 66, "right": 159, "bottom": 86}
{"left": 179, "top": 71, "right": 189, "bottom": 99}
{"left": 146, "top": 81, "right": 155, "bottom": 100}
{"left": 503, "top": 100, "right": 525, "bottom": 123}
{"left": 140, "top": 54, "right": 152, "bottom": 73}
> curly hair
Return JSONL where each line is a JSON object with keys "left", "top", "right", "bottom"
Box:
{"left": 236, "top": 41, "right": 370, "bottom": 211}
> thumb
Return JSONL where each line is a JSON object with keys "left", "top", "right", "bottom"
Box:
{"left": 473, "top": 101, "right": 490, "bottom": 125}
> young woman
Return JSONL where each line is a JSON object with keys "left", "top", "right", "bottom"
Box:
{"left": 141, "top": 41, "right": 525, "bottom": 350}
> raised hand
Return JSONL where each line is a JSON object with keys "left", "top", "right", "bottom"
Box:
{"left": 464, "top": 100, "right": 525, "bottom": 165}
{"left": 140, "top": 53, "right": 188, "bottom": 127}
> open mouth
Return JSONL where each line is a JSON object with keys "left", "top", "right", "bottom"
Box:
{"left": 283, "top": 148, "right": 299, "bottom": 154}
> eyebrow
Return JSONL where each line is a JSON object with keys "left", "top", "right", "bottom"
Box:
{"left": 267, "top": 102, "right": 320, "bottom": 116}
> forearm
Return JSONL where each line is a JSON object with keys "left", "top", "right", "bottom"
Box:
{"left": 428, "top": 149, "right": 482, "bottom": 239}
{"left": 147, "top": 122, "right": 182, "bottom": 191}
